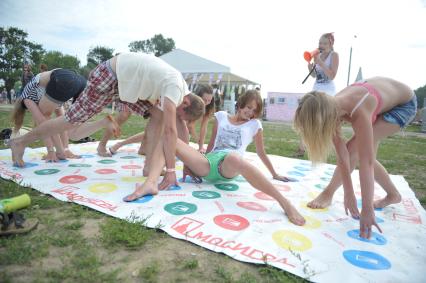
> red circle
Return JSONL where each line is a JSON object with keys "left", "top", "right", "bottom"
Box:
{"left": 237, "top": 201, "right": 267, "bottom": 212}
{"left": 59, "top": 175, "right": 87, "bottom": 184}
{"left": 254, "top": 192, "right": 274, "bottom": 201}
{"left": 213, "top": 214, "right": 250, "bottom": 231}
{"left": 95, "top": 168, "right": 117, "bottom": 174}
{"left": 276, "top": 184, "right": 291, "bottom": 192}
{"left": 122, "top": 165, "right": 142, "bottom": 169}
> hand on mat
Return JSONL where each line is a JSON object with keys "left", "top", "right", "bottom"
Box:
{"left": 273, "top": 174, "right": 293, "bottom": 182}
{"left": 359, "top": 209, "right": 382, "bottom": 239}
{"left": 344, "top": 193, "right": 360, "bottom": 219}
{"left": 42, "top": 151, "right": 59, "bottom": 163}
{"left": 159, "top": 171, "right": 178, "bottom": 190}
{"left": 198, "top": 147, "right": 206, "bottom": 154}
{"left": 183, "top": 165, "right": 202, "bottom": 183}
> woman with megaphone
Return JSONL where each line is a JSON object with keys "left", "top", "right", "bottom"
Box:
{"left": 294, "top": 32, "right": 339, "bottom": 157}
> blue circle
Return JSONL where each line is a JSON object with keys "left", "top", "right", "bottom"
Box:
{"left": 314, "top": 184, "right": 326, "bottom": 190}
{"left": 357, "top": 199, "right": 384, "bottom": 211}
{"left": 294, "top": 166, "right": 311, "bottom": 171}
{"left": 347, "top": 229, "right": 387, "bottom": 245}
{"left": 58, "top": 159, "right": 69, "bottom": 163}
{"left": 343, "top": 250, "right": 391, "bottom": 270}
{"left": 320, "top": 176, "right": 331, "bottom": 182}
{"left": 169, "top": 185, "right": 182, "bottom": 191}
{"left": 130, "top": 194, "right": 154, "bottom": 204}
{"left": 120, "top": 156, "right": 139, "bottom": 159}
{"left": 287, "top": 171, "right": 305, "bottom": 177}
{"left": 80, "top": 154, "right": 95, "bottom": 158}
{"left": 14, "top": 162, "right": 38, "bottom": 168}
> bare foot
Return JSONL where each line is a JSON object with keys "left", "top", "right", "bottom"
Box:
{"left": 374, "top": 193, "right": 401, "bottom": 209}
{"left": 64, "top": 149, "right": 81, "bottom": 159}
{"left": 106, "top": 114, "right": 121, "bottom": 138}
{"left": 123, "top": 183, "right": 159, "bottom": 202}
{"left": 97, "top": 145, "right": 112, "bottom": 157}
{"left": 109, "top": 142, "right": 121, "bottom": 155}
{"left": 282, "top": 203, "right": 306, "bottom": 226}
{"left": 307, "top": 190, "right": 334, "bottom": 209}
{"left": 9, "top": 139, "right": 26, "bottom": 167}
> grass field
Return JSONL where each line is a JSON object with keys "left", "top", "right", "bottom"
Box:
{"left": 0, "top": 108, "right": 425, "bottom": 282}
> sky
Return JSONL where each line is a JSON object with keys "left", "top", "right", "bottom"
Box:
{"left": 1, "top": 0, "right": 426, "bottom": 96}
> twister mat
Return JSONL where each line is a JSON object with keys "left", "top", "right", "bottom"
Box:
{"left": 0, "top": 142, "right": 425, "bottom": 282}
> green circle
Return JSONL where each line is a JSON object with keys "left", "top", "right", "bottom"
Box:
{"left": 192, "top": 191, "right": 221, "bottom": 199}
{"left": 164, "top": 202, "right": 197, "bottom": 215}
{"left": 69, "top": 164, "right": 92, "bottom": 168}
{"left": 34, "top": 168, "right": 60, "bottom": 175}
{"left": 214, "top": 183, "right": 239, "bottom": 191}
{"left": 97, "top": 159, "right": 117, "bottom": 164}
{"left": 234, "top": 176, "right": 246, "bottom": 183}
{"left": 315, "top": 184, "right": 325, "bottom": 189}
{"left": 120, "top": 156, "right": 139, "bottom": 159}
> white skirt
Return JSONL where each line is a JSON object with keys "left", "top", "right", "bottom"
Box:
{"left": 313, "top": 81, "right": 336, "bottom": 96}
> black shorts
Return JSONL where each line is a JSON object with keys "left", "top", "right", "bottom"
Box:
{"left": 45, "top": 69, "right": 87, "bottom": 104}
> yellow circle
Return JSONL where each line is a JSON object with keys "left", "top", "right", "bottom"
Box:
{"left": 300, "top": 201, "right": 329, "bottom": 212}
{"left": 272, "top": 230, "right": 312, "bottom": 252}
{"left": 121, "top": 176, "right": 146, "bottom": 183}
{"left": 308, "top": 191, "right": 320, "bottom": 199}
{"left": 88, "top": 183, "right": 117, "bottom": 193}
{"left": 301, "top": 215, "right": 322, "bottom": 229}
{"left": 29, "top": 152, "right": 45, "bottom": 158}
{"left": 0, "top": 156, "right": 12, "bottom": 161}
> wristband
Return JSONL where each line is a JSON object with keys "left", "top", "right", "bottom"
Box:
{"left": 47, "top": 148, "right": 55, "bottom": 153}
{"left": 166, "top": 168, "right": 175, "bottom": 173}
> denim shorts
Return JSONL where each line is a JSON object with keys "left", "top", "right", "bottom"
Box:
{"left": 382, "top": 94, "right": 417, "bottom": 128}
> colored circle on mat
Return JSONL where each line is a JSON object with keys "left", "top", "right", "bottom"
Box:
{"left": 300, "top": 201, "right": 328, "bottom": 212}
{"left": 308, "top": 191, "right": 320, "bottom": 199}
{"left": 95, "top": 168, "right": 117, "bottom": 174}
{"left": 97, "top": 159, "right": 117, "bottom": 164}
{"left": 234, "top": 175, "right": 247, "bottom": 182}
{"left": 69, "top": 163, "right": 92, "bottom": 168}
{"left": 276, "top": 184, "right": 291, "bottom": 192}
{"left": 130, "top": 194, "right": 154, "bottom": 204}
{"left": 89, "top": 183, "right": 117, "bottom": 193}
{"left": 301, "top": 215, "right": 322, "bottom": 229}
{"left": 121, "top": 176, "right": 146, "bottom": 182}
{"left": 34, "top": 168, "right": 60, "bottom": 175}
{"left": 214, "top": 214, "right": 249, "bottom": 231}
{"left": 120, "top": 156, "right": 138, "bottom": 159}
{"left": 343, "top": 250, "right": 391, "bottom": 270}
{"left": 58, "top": 159, "right": 69, "bottom": 163}
{"left": 214, "top": 183, "right": 239, "bottom": 191}
{"left": 122, "top": 164, "right": 142, "bottom": 169}
{"left": 14, "top": 162, "right": 38, "bottom": 168}
{"left": 272, "top": 230, "right": 312, "bottom": 252}
{"left": 321, "top": 177, "right": 331, "bottom": 182}
{"left": 80, "top": 154, "right": 95, "bottom": 158}
{"left": 315, "top": 184, "right": 326, "bottom": 190}
{"left": 287, "top": 171, "right": 305, "bottom": 177}
{"left": 169, "top": 185, "right": 182, "bottom": 191}
{"left": 59, "top": 175, "right": 87, "bottom": 184}
{"left": 347, "top": 229, "right": 387, "bottom": 245}
{"left": 164, "top": 202, "right": 197, "bottom": 215}
{"left": 237, "top": 201, "right": 267, "bottom": 212}
{"left": 294, "top": 166, "right": 311, "bottom": 171}
{"left": 325, "top": 170, "right": 334, "bottom": 176}
{"left": 254, "top": 192, "right": 274, "bottom": 201}
{"left": 0, "top": 156, "right": 11, "bottom": 160}
{"left": 192, "top": 191, "right": 221, "bottom": 199}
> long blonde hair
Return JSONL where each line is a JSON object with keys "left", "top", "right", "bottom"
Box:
{"left": 11, "top": 99, "right": 26, "bottom": 133}
{"left": 294, "top": 91, "right": 339, "bottom": 164}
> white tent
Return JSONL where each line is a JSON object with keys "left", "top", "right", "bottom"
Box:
{"left": 160, "top": 49, "right": 259, "bottom": 113}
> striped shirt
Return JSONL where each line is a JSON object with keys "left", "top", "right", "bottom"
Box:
{"left": 21, "top": 74, "right": 45, "bottom": 104}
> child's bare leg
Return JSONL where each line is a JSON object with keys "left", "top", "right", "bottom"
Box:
{"left": 373, "top": 160, "right": 401, "bottom": 208}
{"left": 143, "top": 108, "right": 163, "bottom": 176}
{"left": 110, "top": 132, "right": 145, "bottom": 154}
{"left": 221, "top": 153, "right": 305, "bottom": 226}
{"left": 97, "top": 110, "right": 130, "bottom": 156}
{"left": 175, "top": 139, "right": 210, "bottom": 177}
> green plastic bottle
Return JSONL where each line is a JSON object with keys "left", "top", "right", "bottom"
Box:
{"left": 0, "top": 194, "right": 31, "bottom": 213}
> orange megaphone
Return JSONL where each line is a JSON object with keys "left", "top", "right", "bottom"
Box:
{"left": 303, "top": 49, "right": 320, "bottom": 62}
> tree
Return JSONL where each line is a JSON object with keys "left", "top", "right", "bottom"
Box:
{"left": 414, "top": 84, "right": 426, "bottom": 109}
{"left": 42, "top": 51, "right": 80, "bottom": 72}
{"left": 0, "top": 27, "right": 45, "bottom": 93}
{"left": 128, "top": 34, "right": 175, "bottom": 57}
{"left": 87, "top": 46, "right": 114, "bottom": 65}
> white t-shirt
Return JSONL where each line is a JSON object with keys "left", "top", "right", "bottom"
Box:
{"left": 116, "top": 52, "right": 189, "bottom": 109}
{"left": 212, "top": 111, "right": 262, "bottom": 156}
